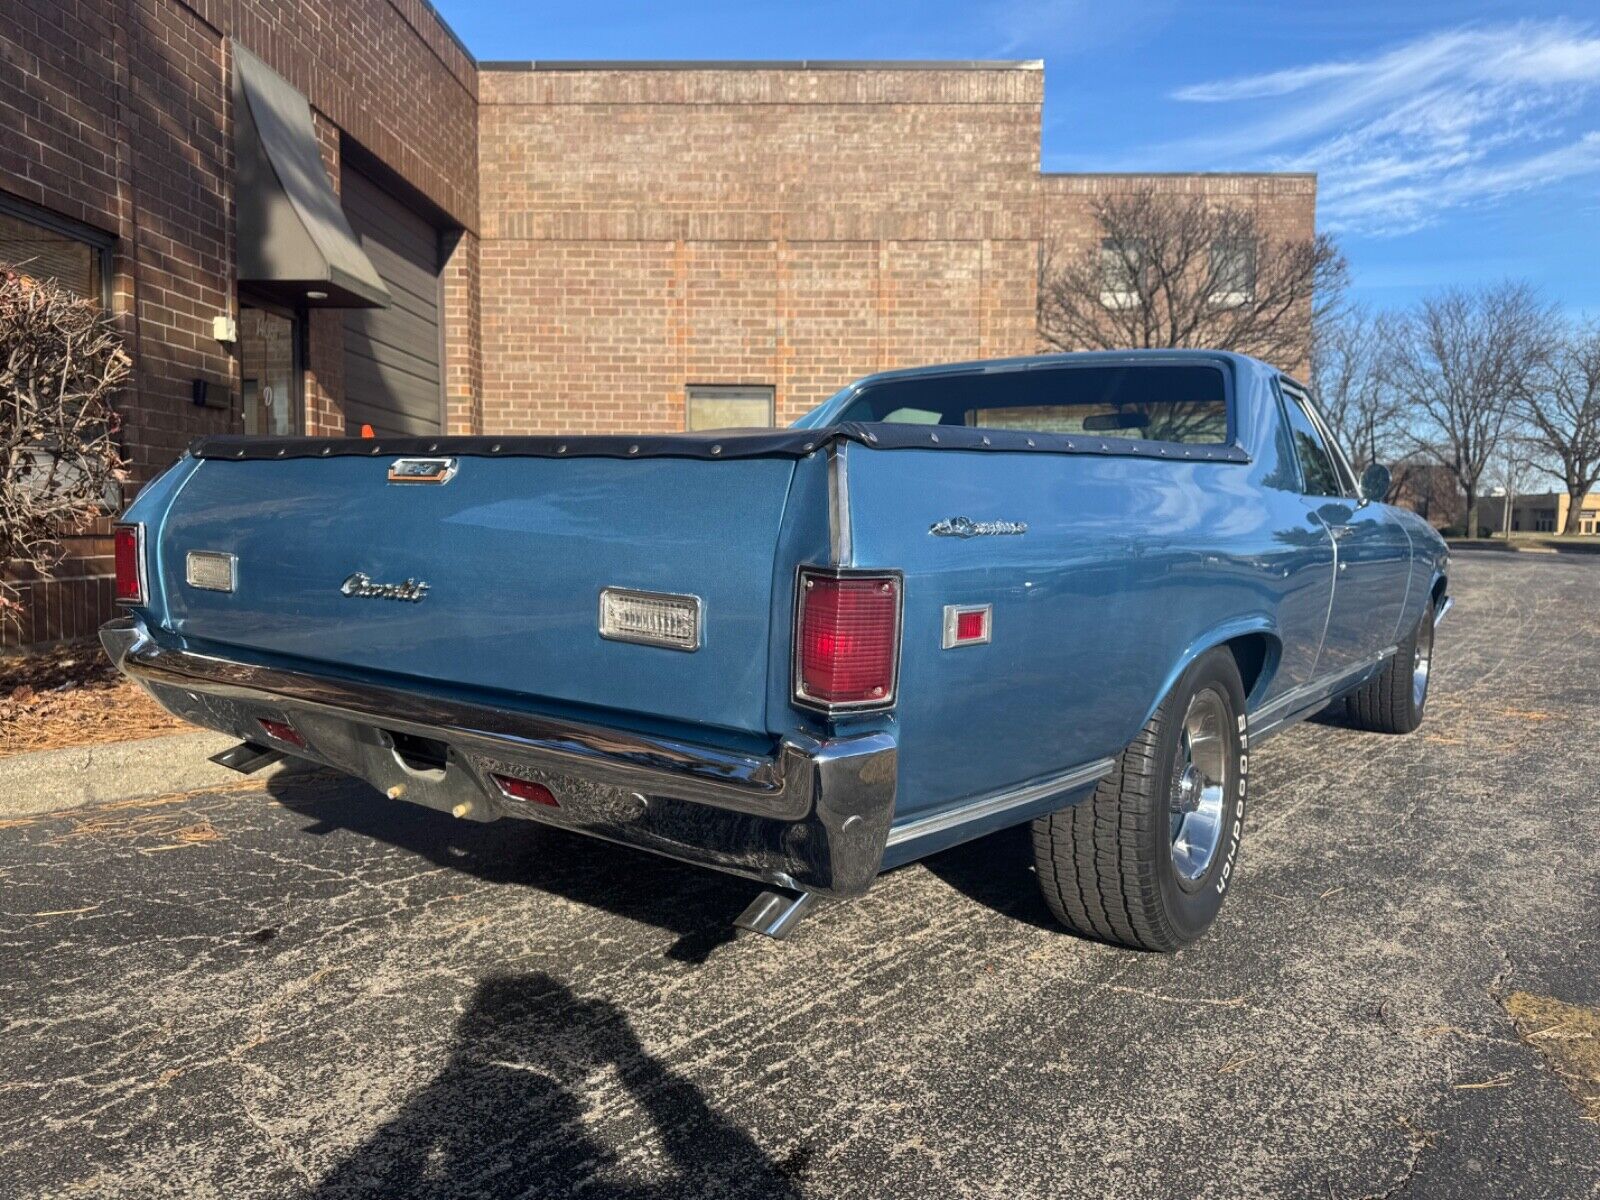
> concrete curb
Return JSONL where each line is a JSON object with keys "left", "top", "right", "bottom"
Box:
{"left": 0, "top": 730, "right": 291, "bottom": 817}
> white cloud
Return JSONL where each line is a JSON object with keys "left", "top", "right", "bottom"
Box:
{"left": 1158, "top": 21, "right": 1600, "bottom": 235}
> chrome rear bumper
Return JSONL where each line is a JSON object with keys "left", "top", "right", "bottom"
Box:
{"left": 101, "top": 618, "right": 897, "bottom": 897}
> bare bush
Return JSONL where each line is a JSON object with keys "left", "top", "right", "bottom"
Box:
{"left": 1037, "top": 187, "right": 1346, "bottom": 374}
{"left": 0, "top": 267, "right": 129, "bottom": 623}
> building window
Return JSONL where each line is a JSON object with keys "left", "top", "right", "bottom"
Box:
{"left": 1210, "top": 237, "right": 1256, "bottom": 307}
{"left": 0, "top": 193, "right": 112, "bottom": 306}
{"left": 239, "top": 302, "right": 304, "bottom": 436}
{"left": 1099, "top": 238, "right": 1145, "bottom": 309}
{"left": 686, "top": 384, "right": 775, "bottom": 431}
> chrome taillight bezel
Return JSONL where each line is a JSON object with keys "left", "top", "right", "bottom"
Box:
{"left": 113, "top": 522, "right": 148, "bottom": 606}
{"left": 791, "top": 565, "right": 904, "bottom": 714}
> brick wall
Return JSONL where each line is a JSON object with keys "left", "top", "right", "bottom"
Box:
{"left": 0, "top": 0, "right": 476, "bottom": 647}
{"left": 1, "top": 23, "right": 1317, "bottom": 650}
{"left": 1038, "top": 173, "right": 1320, "bottom": 375}
{"left": 477, "top": 65, "right": 1044, "bottom": 430}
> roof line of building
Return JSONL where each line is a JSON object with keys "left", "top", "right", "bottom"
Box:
{"left": 1041, "top": 171, "right": 1318, "bottom": 180}
{"left": 479, "top": 59, "right": 1045, "bottom": 72}
{"left": 404, "top": 0, "right": 478, "bottom": 68}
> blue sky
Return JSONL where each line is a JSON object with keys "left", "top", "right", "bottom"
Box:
{"left": 437, "top": 1, "right": 1600, "bottom": 317}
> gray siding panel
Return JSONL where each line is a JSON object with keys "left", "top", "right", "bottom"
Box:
{"left": 342, "top": 167, "right": 443, "bottom": 435}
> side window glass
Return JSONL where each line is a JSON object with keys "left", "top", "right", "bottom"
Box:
{"left": 1281, "top": 392, "right": 1342, "bottom": 497}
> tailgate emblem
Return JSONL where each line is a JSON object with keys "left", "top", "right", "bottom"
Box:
{"left": 341, "top": 572, "right": 430, "bottom": 603}
{"left": 388, "top": 457, "right": 458, "bottom": 485}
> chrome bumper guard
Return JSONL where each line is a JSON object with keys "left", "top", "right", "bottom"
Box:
{"left": 101, "top": 618, "right": 897, "bottom": 897}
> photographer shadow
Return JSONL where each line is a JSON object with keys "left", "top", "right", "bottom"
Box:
{"left": 303, "top": 972, "right": 809, "bottom": 1200}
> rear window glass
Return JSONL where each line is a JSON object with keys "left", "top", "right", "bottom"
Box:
{"left": 836, "top": 364, "right": 1230, "bottom": 445}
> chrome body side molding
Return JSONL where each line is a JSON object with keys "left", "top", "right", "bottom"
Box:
{"left": 885, "top": 757, "right": 1114, "bottom": 849}
{"left": 1246, "top": 648, "right": 1397, "bottom": 742}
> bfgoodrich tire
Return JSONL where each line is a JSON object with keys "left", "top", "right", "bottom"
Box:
{"left": 1032, "top": 648, "right": 1248, "bottom": 952}
{"left": 1344, "top": 600, "right": 1435, "bottom": 735}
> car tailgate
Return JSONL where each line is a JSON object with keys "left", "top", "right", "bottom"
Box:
{"left": 152, "top": 451, "right": 798, "bottom": 735}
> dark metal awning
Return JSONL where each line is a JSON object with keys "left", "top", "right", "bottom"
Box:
{"left": 231, "top": 41, "right": 390, "bottom": 309}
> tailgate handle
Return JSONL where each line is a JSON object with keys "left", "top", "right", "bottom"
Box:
{"left": 388, "top": 457, "right": 458, "bottom": 485}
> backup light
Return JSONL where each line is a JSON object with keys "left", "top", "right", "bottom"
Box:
{"left": 113, "top": 524, "right": 145, "bottom": 605}
{"left": 794, "top": 568, "right": 902, "bottom": 711}
{"left": 599, "top": 588, "right": 702, "bottom": 651}
{"left": 186, "top": 551, "right": 237, "bottom": 593}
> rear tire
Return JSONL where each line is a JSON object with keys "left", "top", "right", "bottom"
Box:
{"left": 1344, "top": 600, "right": 1434, "bottom": 735}
{"left": 1032, "top": 648, "right": 1247, "bottom": 952}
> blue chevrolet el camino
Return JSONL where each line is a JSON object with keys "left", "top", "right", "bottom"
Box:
{"left": 102, "top": 350, "right": 1450, "bottom": 949}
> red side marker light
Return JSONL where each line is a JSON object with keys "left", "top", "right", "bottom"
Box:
{"left": 492, "top": 774, "right": 558, "bottom": 807}
{"left": 942, "top": 604, "right": 992, "bottom": 649}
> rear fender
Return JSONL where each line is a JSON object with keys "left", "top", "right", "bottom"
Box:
{"left": 1136, "top": 615, "right": 1282, "bottom": 732}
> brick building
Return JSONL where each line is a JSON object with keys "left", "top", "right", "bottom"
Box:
{"left": 1, "top": 3, "right": 1315, "bottom": 648}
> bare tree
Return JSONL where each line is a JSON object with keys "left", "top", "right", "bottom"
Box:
{"left": 1311, "top": 304, "right": 1405, "bottom": 471}
{"left": 1037, "top": 187, "right": 1347, "bottom": 375}
{"left": 1522, "top": 321, "right": 1600, "bottom": 534}
{"left": 1, "top": 267, "right": 129, "bottom": 624}
{"left": 1386, "top": 282, "right": 1552, "bottom": 538}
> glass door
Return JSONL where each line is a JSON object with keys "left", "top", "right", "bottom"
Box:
{"left": 239, "top": 303, "right": 303, "bottom": 436}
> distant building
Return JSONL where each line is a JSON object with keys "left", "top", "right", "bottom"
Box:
{"left": 1481, "top": 491, "right": 1600, "bottom": 536}
{"left": 1391, "top": 462, "right": 1465, "bottom": 531}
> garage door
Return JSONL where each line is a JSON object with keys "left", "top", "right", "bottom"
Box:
{"left": 341, "top": 167, "right": 443, "bottom": 435}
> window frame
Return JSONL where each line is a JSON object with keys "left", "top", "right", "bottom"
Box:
{"left": 685, "top": 383, "right": 776, "bottom": 432}
{"left": 835, "top": 359, "right": 1239, "bottom": 450}
{"left": 1276, "top": 379, "right": 1352, "bottom": 499}
{"left": 0, "top": 191, "right": 114, "bottom": 308}
{"left": 1098, "top": 237, "right": 1146, "bottom": 310}
{"left": 237, "top": 294, "right": 307, "bottom": 437}
{"left": 1209, "top": 236, "right": 1257, "bottom": 308}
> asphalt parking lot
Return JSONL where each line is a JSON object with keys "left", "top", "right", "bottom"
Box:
{"left": 2, "top": 552, "right": 1598, "bottom": 1199}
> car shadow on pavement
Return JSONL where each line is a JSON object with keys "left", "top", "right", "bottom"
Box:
{"left": 265, "top": 768, "right": 754, "bottom": 963}
{"left": 914, "top": 822, "right": 1061, "bottom": 933}
{"left": 301, "top": 972, "right": 809, "bottom": 1200}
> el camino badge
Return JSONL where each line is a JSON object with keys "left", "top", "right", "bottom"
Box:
{"left": 388, "top": 457, "right": 458, "bottom": 485}
{"left": 930, "top": 516, "right": 1028, "bottom": 538}
{"left": 341, "top": 572, "right": 430, "bottom": 603}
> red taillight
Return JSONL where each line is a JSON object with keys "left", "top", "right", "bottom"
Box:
{"left": 113, "top": 524, "right": 144, "bottom": 604}
{"left": 258, "top": 718, "right": 306, "bottom": 749}
{"left": 795, "top": 569, "right": 901, "bottom": 709}
{"left": 492, "top": 774, "right": 559, "bottom": 807}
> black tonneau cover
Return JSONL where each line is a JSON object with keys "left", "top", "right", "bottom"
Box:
{"left": 190, "top": 426, "right": 1251, "bottom": 463}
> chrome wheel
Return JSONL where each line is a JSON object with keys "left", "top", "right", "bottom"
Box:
{"left": 1412, "top": 613, "right": 1434, "bottom": 709}
{"left": 1168, "top": 688, "right": 1230, "bottom": 887}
